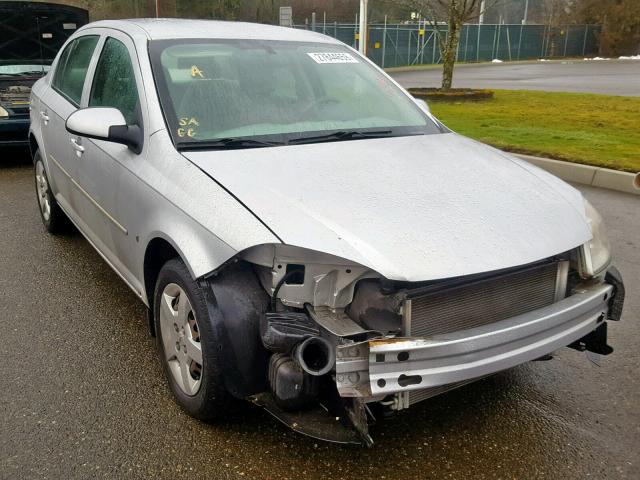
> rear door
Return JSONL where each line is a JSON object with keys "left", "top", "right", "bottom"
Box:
{"left": 38, "top": 34, "right": 99, "bottom": 215}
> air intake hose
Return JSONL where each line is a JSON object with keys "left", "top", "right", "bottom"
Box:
{"left": 293, "top": 336, "right": 334, "bottom": 376}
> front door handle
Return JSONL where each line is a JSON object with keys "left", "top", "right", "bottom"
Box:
{"left": 40, "top": 110, "right": 49, "bottom": 124}
{"left": 70, "top": 137, "right": 85, "bottom": 157}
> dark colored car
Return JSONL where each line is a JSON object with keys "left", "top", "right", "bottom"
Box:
{"left": 0, "top": 1, "right": 88, "bottom": 146}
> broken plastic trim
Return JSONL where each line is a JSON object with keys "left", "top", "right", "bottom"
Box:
{"left": 249, "top": 392, "right": 365, "bottom": 445}
{"left": 568, "top": 321, "right": 613, "bottom": 355}
{"left": 605, "top": 266, "right": 625, "bottom": 321}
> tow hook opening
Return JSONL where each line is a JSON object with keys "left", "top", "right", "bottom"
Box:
{"left": 397, "top": 374, "right": 422, "bottom": 387}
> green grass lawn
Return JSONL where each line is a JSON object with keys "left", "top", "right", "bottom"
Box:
{"left": 429, "top": 90, "right": 640, "bottom": 173}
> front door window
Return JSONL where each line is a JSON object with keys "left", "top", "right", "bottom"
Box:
{"left": 89, "top": 37, "right": 140, "bottom": 125}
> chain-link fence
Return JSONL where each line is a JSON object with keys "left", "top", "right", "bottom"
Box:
{"left": 296, "top": 23, "right": 601, "bottom": 68}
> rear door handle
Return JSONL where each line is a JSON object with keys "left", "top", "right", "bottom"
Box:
{"left": 40, "top": 110, "right": 49, "bottom": 124}
{"left": 70, "top": 137, "right": 85, "bottom": 156}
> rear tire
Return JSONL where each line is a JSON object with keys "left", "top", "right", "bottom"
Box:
{"left": 34, "top": 150, "right": 71, "bottom": 234}
{"left": 154, "top": 258, "right": 232, "bottom": 420}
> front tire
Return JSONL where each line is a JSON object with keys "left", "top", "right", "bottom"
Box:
{"left": 34, "top": 150, "right": 70, "bottom": 234}
{"left": 154, "top": 258, "right": 232, "bottom": 420}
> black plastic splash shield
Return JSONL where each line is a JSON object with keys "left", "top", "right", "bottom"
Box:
{"left": 249, "top": 392, "right": 362, "bottom": 445}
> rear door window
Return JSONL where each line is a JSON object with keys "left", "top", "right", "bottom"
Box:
{"left": 52, "top": 35, "right": 99, "bottom": 106}
{"left": 89, "top": 37, "right": 140, "bottom": 125}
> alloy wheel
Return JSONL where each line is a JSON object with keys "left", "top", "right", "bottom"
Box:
{"left": 159, "top": 283, "right": 203, "bottom": 396}
{"left": 35, "top": 161, "right": 51, "bottom": 222}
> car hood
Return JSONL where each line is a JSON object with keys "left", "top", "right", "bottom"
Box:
{"left": 184, "top": 133, "right": 592, "bottom": 281}
{"left": 0, "top": 78, "right": 35, "bottom": 106}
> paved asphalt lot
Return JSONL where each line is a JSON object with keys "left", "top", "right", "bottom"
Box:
{"left": 1, "top": 150, "right": 639, "bottom": 479}
{"left": 391, "top": 59, "right": 640, "bottom": 96}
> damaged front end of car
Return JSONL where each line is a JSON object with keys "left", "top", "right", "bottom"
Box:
{"left": 195, "top": 239, "right": 624, "bottom": 447}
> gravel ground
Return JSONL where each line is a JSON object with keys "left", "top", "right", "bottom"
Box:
{"left": 1, "top": 150, "right": 638, "bottom": 479}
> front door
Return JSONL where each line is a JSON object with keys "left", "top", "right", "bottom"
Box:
{"left": 72, "top": 31, "right": 146, "bottom": 290}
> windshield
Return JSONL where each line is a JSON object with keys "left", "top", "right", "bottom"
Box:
{"left": 149, "top": 39, "right": 442, "bottom": 148}
{"left": 0, "top": 64, "right": 49, "bottom": 76}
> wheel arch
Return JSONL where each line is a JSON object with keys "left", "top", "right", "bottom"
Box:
{"left": 143, "top": 237, "right": 181, "bottom": 305}
{"left": 28, "top": 132, "right": 39, "bottom": 162}
{"left": 197, "top": 260, "right": 271, "bottom": 398}
{"left": 29, "top": 129, "right": 57, "bottom": 193}
{"left": 141, "top": 229, "right": 240, "bottom": 335}
{"left": 142, "top": 235, "right": 191, "bottom": 335}
{"left": 143, "top": 235, "right": 271, "bottom": 397}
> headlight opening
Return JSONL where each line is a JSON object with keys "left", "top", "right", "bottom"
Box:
{"left": 580, "top": 200, "right": 612, "bottom": 277}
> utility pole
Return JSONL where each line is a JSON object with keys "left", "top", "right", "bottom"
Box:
{"left": 359, "top": 0, "right": 368, "bottom": 54}
{"left": 479, "top": 0, "right": 486, "bottom": 24}
{"left": 523, "top": 0, "right": 529, "bottom": 24}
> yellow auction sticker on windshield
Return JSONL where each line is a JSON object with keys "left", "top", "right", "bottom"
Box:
{"left": 190, "top": 65, "right": 205, "bottom": 78}
{"left": 307, "top": 52, "right": 359, "bottom": 64}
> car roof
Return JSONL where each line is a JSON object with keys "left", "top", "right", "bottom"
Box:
{"left": 83, "top": 19, "right": 341, "bottom": 44}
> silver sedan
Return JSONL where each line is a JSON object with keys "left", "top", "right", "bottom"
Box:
{"left": 28, "top": 19, "right": 624, "bottom": 445}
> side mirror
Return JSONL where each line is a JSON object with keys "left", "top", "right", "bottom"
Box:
{"left": 414, "top": 98, "right": 431, "bottom": 114}
{"left": 66, "top": 107, "right": 142, "bottom": 154}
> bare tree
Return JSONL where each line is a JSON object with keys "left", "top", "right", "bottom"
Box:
{"left": 386, "top": 0, "right": 499, "bottom": 89}
{"left": 578, "top": 0, "right": 640, "bottom": 56}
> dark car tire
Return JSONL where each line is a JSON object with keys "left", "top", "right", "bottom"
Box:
{"left": 154, "top": 258, "right": 232, "bottom": 420}
{"left": 34, "top": 149, "right": 71, "bottom": 234}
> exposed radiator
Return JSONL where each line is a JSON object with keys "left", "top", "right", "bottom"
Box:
{"left": 403, "top": 260, "right": 568, "bottom": 406}
{"left": 404, "top": 261, "right": 567, "bottom": 338}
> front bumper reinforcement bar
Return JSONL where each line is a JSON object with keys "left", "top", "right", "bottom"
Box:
{"left": 336, "top": 282, "right": 613, "bottom": 398}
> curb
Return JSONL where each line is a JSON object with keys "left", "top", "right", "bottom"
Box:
{"left": 513, "top": 153, "right": 640, "bottom": 196}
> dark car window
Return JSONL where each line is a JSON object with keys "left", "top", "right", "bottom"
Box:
{"left": 52, "top": 35, "right": 99, "bottom": 106}
{"left": 89, "top": 37, "right": 139, "bottom": 125}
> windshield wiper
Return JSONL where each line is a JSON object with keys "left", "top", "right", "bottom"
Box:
{"left": 177, "top": 130, "right": 400, "bottom": 150}
{"left": 288, "top": 129, "right": 394, "bottom": 145}
{"left": 176, "top": 137, "right": 285, "bottom": 151}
